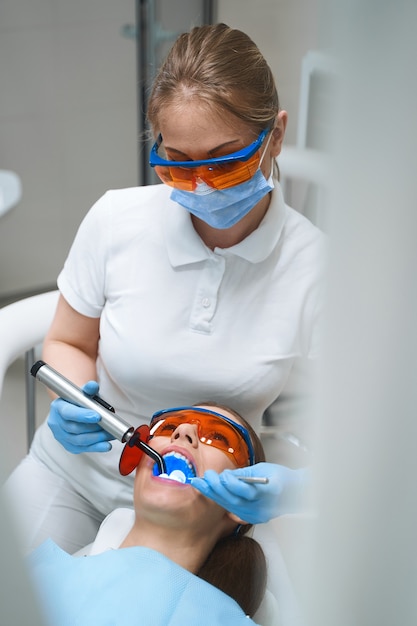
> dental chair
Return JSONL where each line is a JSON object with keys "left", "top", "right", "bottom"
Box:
{"left": 0, "top": 290, "right": 59, "bottom": 449}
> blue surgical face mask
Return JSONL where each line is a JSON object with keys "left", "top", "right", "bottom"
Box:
{"left": 170, "top": 135, "right": 275, "bottom": 230}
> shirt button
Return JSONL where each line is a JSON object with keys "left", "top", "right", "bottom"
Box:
{"left": 202, "top": 297, "right": 211, "bottom": 308}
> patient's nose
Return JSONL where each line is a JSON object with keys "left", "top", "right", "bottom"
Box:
{"left": 171, "top": 423, "right": 198, "bottom": 448}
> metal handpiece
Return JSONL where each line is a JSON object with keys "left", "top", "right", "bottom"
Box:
{"left": 30, "top": 360, "right": 135, "bottom": 443}
{"left": 237, "top": 476, "right": 269, "bottom": 484}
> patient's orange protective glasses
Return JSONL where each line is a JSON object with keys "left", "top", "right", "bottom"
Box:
{"left": 149, "top": 129, "right": 269, "bottom": 191}
{"left": 118, "top": 406, "right": 255, "bottom": 476}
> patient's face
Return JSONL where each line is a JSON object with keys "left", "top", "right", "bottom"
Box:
{"left": 132, "top": 405, "right": 245, "bottom": 532}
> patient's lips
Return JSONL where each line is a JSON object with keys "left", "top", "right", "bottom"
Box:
{"left": 152, "top": 450, "right": 197, "bottom": 484}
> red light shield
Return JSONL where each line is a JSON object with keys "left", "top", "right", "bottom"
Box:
{"left": 119, "top": 424, "right": 151, "bottom": 476}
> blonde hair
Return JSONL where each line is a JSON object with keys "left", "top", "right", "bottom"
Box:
{"left": 147, "top": 23, "right": 280, "bottom": 136}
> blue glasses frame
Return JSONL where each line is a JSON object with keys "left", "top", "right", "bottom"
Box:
{"left": 149, "top": 128, "right": 269, "bottom": 169}
{"left": 150, "top": 406, "right": 255, "bottom": 466}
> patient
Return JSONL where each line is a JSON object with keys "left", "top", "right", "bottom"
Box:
{"left": 27, "top": 403, "right": 268, "bottom": 625}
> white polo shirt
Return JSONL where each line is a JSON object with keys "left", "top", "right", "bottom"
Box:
{"left": 32, "top": 182, "right": 324, "bottom": 513}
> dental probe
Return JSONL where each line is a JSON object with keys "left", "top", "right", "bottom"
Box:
{"left": 30, "top": 360, "right": 166, "bottom": 474}
{"left": 237, "top": 477, "right": 269, "bottom": 484}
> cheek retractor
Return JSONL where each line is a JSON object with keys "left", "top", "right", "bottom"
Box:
{"left": 152, "top": 451, "right": 197, "bottom": 484}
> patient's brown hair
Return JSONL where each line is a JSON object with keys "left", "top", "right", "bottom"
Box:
{"left": 195, "top": 401, "right": 267, "bottom": 617}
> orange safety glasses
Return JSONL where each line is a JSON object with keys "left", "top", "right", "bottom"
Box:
{"left": 149, "top": 129, "right": 269, "bottom": 191}
{"left": 119, "top": 406, "right": 255, "bottom": 476}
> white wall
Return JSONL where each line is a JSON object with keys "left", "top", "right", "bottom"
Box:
{"left": 217, "top": 0, "right": 320, "bottom": 144}
{"left": 0, "top": 0, "right": 138, "bottom": 297}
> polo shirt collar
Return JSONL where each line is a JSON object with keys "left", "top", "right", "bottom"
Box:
{"left": 164, "top": 184, "right": 286, "bottom": 267}
{"left": 164, "top": 197, "right": 211, "bottom": 267}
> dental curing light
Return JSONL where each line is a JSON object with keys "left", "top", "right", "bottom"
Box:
{"left": 30, "top": 360, "right": 166, "bottom": 474}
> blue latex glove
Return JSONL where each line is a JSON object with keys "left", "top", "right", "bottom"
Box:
{"left": 190, "top": 462, "right": 310, "bottom": 524}
{"left": 48, "top": 381, "right": 115, "bottom": 454}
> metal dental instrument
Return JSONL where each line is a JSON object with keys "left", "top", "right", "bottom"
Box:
{"left": 237, "top": 476, "right": 269, "bottom": 484}
{"left": 30, "top": 360, "right": 166, "bottom": 474}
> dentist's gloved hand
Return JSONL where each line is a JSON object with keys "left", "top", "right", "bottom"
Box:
{"left": 191, "top": 462, "right": 310, "bottom": 524}
{"left": 48, "top": 381, "right": 115, "bottom": 454}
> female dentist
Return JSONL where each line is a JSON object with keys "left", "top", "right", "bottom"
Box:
{"left": 4, "top": 23, "right": 322, "bottom": 554}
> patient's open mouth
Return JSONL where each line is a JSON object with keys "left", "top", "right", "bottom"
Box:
{"left": 152, "top": 451, "right": 197, "bottom": 484}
